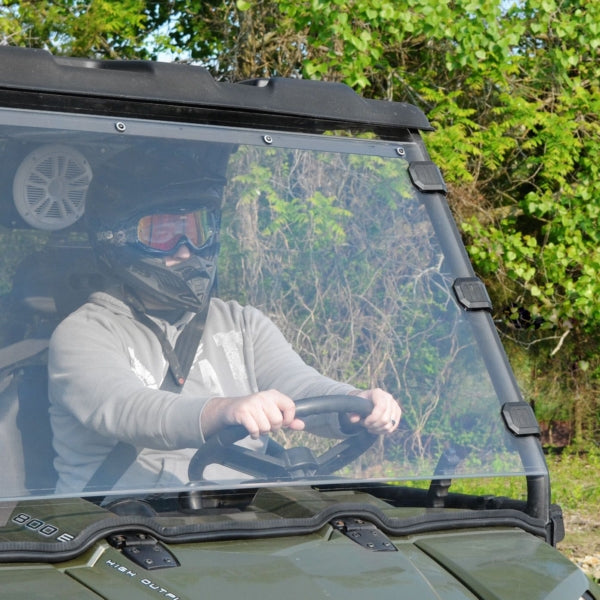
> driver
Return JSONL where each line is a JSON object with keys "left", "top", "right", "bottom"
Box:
{"left": 48, "top": 143, "right": 401, "bottom": 493}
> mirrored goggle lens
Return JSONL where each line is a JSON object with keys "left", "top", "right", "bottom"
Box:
{"left": 137, "top": 210, "right": 216, "bottom": 252}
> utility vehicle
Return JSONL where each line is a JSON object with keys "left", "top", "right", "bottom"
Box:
{"left": 0, "top": 45, "right": 596, "bottom": 599}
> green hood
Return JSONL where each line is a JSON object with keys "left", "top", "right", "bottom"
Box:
{"left": 0, "top": 489, "right": 592, "bottom": 600}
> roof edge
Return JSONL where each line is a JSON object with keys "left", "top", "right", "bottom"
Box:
{"left": 0, "top": 46, "right": 433, "bottom": 132}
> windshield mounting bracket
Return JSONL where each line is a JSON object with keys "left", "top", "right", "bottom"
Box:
{"left": 107, "top": 532, "right": 180, "bottom": 570}
{"left": 331, "top": 517, "right": 397, "bottom": 552}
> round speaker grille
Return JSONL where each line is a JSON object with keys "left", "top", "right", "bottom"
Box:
{"left": 13, "top": 144, "right": 92, "bottom": 230}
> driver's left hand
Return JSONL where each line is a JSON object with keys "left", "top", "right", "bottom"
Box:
{"left": 348, "top": 388, "right": 401, "bottom": 435}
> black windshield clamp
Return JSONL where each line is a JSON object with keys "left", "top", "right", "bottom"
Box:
{"left": 408, "top": 161, "right": 447, "bottom": 194}
{"left": 501, "top": 401, "right": 540, "bottom": 437}
{"left": 453, "top": 277, "right": 493, "bottom": 311}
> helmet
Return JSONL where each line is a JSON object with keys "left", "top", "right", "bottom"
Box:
{"left": 86, "top": 141, "right": 232, "bottom": 312}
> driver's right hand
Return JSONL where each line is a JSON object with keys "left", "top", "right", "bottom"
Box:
{"left": 201, "top": 390, "right": 306, "bottom": 439}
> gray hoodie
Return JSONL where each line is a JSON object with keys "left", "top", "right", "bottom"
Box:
{"left": 48, "top": 293, "right": 354, "bottom": 493}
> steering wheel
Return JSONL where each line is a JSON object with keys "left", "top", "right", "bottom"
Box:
{"left": 188, "top": 395, "right": 378, "bottom": 481}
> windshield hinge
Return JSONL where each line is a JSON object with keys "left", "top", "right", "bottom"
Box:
{"left": 331, "top": 517, "right": 397, "bottom": 552}
{"left": 107, "top": 532, "right": 180, "bottom": 570}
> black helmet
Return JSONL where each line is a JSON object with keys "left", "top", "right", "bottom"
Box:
{"left": 86, "top": 141, "right": 233, "bottom": 312}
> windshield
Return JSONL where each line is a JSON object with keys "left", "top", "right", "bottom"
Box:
{"left": 0, "top": 108, "right": 545, "bottom": 501}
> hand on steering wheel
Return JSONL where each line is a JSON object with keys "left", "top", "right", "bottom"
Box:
{"left": 188, "top": 395, "right": 380, "bottom": 481}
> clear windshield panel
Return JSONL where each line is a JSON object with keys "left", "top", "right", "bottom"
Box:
{"left": 0, "top": 109, "right": 541, "bottom": 500}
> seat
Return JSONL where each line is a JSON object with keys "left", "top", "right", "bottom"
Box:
{"left": 0, "top": 244, "right": 105, "bottom": 496}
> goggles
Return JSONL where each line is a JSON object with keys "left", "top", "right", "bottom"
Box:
{"left": 130, "top": 208, "right": 219, "bottom": 255}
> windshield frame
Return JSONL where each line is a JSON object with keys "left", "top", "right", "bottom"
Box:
{"left": 0, "top": 106, "right": 549, "bottom": 520}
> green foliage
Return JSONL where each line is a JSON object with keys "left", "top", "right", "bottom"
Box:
{"left": 269, "top": 0, "right": 600, "bottom": 333}
{"left": 142, "top": 0, "right": 306, "bottom": 79}
{"left": 272, "top": 0, "right": 600, "bottom": 445}
{"left": 1, "top": 0, "right": 154, "bottom": 58}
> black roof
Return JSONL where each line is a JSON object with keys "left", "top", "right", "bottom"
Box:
{"left": 0, "top": 46, "right": 432, "bottom": 135}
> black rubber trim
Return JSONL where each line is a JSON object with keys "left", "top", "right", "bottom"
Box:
{"left": 0, "top": 502, "right": 549, "bottom": 564}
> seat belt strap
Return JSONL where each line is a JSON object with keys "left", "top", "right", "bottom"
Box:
{"left": 83, "top": 303, "right": 208, "bottom": 492}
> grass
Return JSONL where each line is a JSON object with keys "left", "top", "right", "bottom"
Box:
{"left": 546, "top": 449, "right": 600, "bottom": 510}
{"left": 445, "top": 448, "right": 600, "bottom": 509}
{"left": 546, "top": 449, "right": 600, "bottom": 583}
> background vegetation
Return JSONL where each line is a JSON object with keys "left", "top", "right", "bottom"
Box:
{"left": 2, "top": 0, "right": 599, "bottom": 449}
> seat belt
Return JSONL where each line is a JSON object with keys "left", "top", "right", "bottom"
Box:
{"left": 83, "top": 304, "right": 208, "bottom": 493}
{"left": 0, "top": 338, "right": 49, "bottom": 379}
